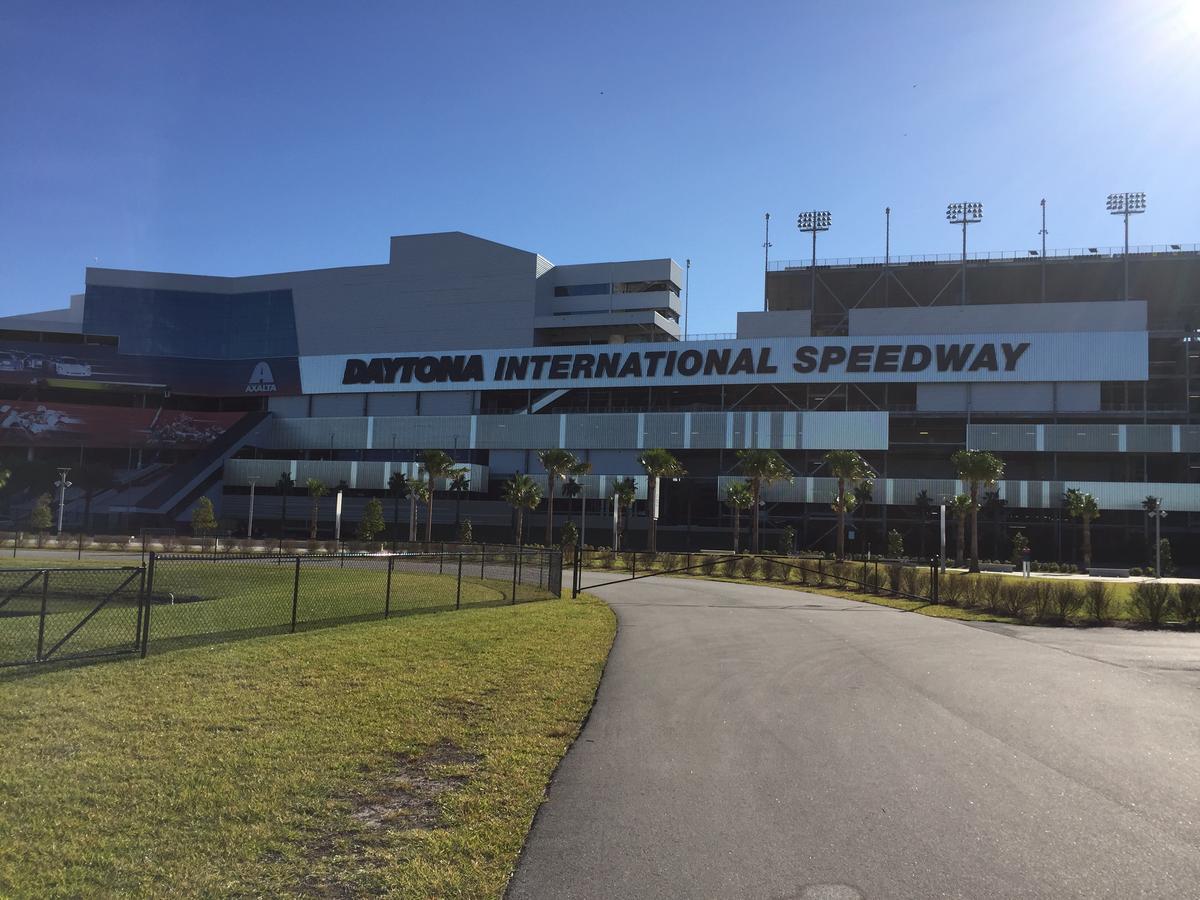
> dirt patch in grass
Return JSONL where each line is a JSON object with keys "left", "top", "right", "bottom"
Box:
{"left": 348, "top": 739, "right": 480, "bottom": 831}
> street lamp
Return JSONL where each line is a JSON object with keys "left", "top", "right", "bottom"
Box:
{"left": 1106, "top": 191, "right": 1147, "bottom": 301}
{"left": 1147, "top": 502, "right": 1167, "bottom": 578}
{"left": 246, "top": 476, "right": 260, "bottom": 539}
{"left": 334, "top": 480, "right": 347, "bottom": 545}
{"left": 1038, "top": 198, "right": 1048, "bottom": 300}
{"left": 54, "top": 468, "right": 72, "bottom": 535}
{"left": 946, "top": 202, "right": 983, "bottom": 305}
{"left": 797, "top": 210, "right": 832, "bottom": 307}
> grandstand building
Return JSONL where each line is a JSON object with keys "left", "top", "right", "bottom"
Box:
{"left": 1, "top": 230, "right": 1196, "bottom": 564}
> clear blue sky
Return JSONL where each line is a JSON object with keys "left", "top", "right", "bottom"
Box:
{"left": 2, "top": 0, "right": 1197, "bottom": 335}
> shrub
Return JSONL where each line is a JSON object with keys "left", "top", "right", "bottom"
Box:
{"left": 864, "top": 565, "right": 883, "bottom": 594}
{"left": 940, "top": 572, "right": 966, "bottom": 606}
{"left": 761, "top": 557, "right": 786, "bottom": 582}
{"left": 886, "top": 529, "right": 905, "bottom": 559}
{"left": 621, "top": 551, "right": 638, "bottom": 572}
{"left": 977, "top": 576, "right": 1004, "bottom": 614}
{"left": 999, "top": 581, "right": 1034, "bottom": 619}
{"left": 1131, "top": 582, "right": 1176, "bottom": 626}
{"left": 898, "top": 566, "right": 919, "bottom": 596}
{"left": 1085, "top": 581, "right": 1113, "bottom": 624}
{"left": 739, "top": 556, "right": 759, "bottom": 580}
{"left": 776, "top": 526, "right": 796, "bottom": 556}
{"left": 1051, "top": 582, "right": 1082, "bottom": 622}
{"left": 1175, "top": 585, "right": 1200, "bottom": 628}
{"left": 1129, "top": 567, "right": 1143, "bottom": 577}
{"left": 599, "top": 550, "right": 616, "bottom": 569}
{"left": 886, "top": 564, "right": 902, "bottom": 594}
{"left": 699, "top": 554, "right": 719, "bottom": 576}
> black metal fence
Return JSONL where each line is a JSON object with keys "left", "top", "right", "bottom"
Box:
{"left": 0, "top": 546, "right": 562, "bottom": 669}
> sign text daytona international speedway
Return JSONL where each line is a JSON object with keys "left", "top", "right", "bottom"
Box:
{"left": 299, "top": 331, "right": 1149, "bottom": 393}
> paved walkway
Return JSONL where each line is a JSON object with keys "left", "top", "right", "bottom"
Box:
{"left": 508, "top": 574, "right": 1200, "bottom": 900}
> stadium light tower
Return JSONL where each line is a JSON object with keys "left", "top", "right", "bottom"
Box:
{"left": 796, "top": 210, "right": 831, "bottom": 307}
{"left": 1107, "top": 191, "right": 1147, "bottom": 301}
{"left": 946, "top": 202, "right": 983, "bottom": 305}
{"left": 1039, "top": 199, "right": 1048, "bottom": 301}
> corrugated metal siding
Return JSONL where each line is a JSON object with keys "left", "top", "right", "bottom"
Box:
{"left": 1126, "top": 425, "right": 1175, "bottom": 453}
{"left": 372, "top": 415, "right": 471, "bottom": 450}
{"left": 476, "top": 415, "right": 559, "bottom": 449}
{"left": 224, "top": 459, "right": 488, "bottom": 491}
{"left": 967, "top": 424, "right": 1038, "bottom": 452}
{"left": 1044, "top": 425, "right": 1120, "bottom": 453}
{"left": 563, "top": 414, "right": 639, "bottom": 450}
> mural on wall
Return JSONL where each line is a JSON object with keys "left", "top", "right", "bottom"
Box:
{"left": 0, "top": 401, "right": 246, "bottom": 448}
{"left": 0, "top": 340, "right": 300, "bottom": 397}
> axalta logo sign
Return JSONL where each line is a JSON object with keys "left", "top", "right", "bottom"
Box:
{"left": 246, "top": 361, "right": 277, "bottom": 394}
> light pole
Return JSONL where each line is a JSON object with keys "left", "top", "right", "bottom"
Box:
{"left": 246, "top": 476, "right": 259, "bottom": 539}
{"left": 683, "top": 258, "right": 691, "bottom": 339}
{"left": 797, "top": 210, "right": 832, "bottom": 308}
{"left": 762, "top": 213, "right": 771, "bottom": 312}
{"left": 884, "top": 206, "right": 891, "bottom": 305}
{"left": 1038, "top": 198, "right": 1048, "bottom": 300}
{"left": 334, "top": 480, "right": 346, "bottom": 545}
{"left": 946, "top": 202, "right": 983, "bottom": 305}
{"left": 939, "top": 500, "right": 947, "bottom": 573}
{"left": 1106, "top": 192, "right": 1147, "bottom": 301}
{"left": 1147, "top": 503, "right": 1167, "bottom": 577}
{"left": 54, "top": 467, "right": 72, "bottom": 535}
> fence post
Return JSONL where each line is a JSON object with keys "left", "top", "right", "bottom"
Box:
{"left": 77, "top": 531, "right": 83, "bottom": 561}
{"left": 480, "top": 543, "right": 486, "bottom": 579}
{"left": 141, "top": 554, "right": 156, "bottom": 657}
{"left": 35, "top": 570, "right": 49, "bottom": 662}
{"left": 539, "top": 550, "right": 545, "bottom": 589}
{"left": 456, "top": 553, "right": 463, "bottom": 610}
{"left": 13, "top": 530, "right": 18, "bottom": 558}
{"left": 291, "top": 557, "right": 301, "bottom": 633}
{"left": 874, "top": 559, "right": 879, "bottom": 594}
{"left": 511, "top": 550, "right": 518, "bottom": 605}
{"left": 931, "top": 559, "right": 939, "bottom": 604}
{"left": 385, "top": 556, "right": 394, "bottom": 619}
{"left": 572, "top": 543, "right": 581, "bottom": 599}
{"left": 439, "top": 542, "right": 445, "bottom": 574}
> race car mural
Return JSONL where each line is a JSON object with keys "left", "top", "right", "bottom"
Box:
{"left": 0, "top": 401, "right": 245, "bottom": 448}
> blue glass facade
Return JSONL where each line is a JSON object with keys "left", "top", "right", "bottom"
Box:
{"left": 83, "top": 285, "right": 299, "bottom": 359}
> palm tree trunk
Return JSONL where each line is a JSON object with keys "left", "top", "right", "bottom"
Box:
{"left": 647, "top": 477, "right": 657, "bottom": 553}
{"left": 836, "top": 477, "right": 846, "bottom": 560}
{"left": 545, "top": 480, "right": 555, "bottom": 546}
{"left": 516, "top": 508, "right": 523, "bottom": 546}
{"left": 310, "top": 498, "right": 318, "bottom": 540}
{"left": 750, "top": 479, "right": 761, "bottom": 554}
{"left": 408, "top": 495, "right": 416, "bottom": 542}
{"left": 969, "top": 485, "right": 980, "bottom": 572}
{"left": 956, "top": 517, "right": 965, "bottom": 566}
{"left": 732, "top": 507, "right": 740, "bottom": 552}
{"left": 425, "top": 492, "right": 434, "bottom": 544}
{"left": 1083, "top": 517, "right": 1092, "bottom": 570}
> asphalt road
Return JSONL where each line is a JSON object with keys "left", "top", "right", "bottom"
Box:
{"left": 508, "top": 573, "right": 1200, "bottom": 900}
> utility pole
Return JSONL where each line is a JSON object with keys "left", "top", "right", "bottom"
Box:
{"left": 762, "top": 213, "right": 771, "bottom": 312}
{"left": 884, "top": 206, "right": 891, "bottom": 306}
{"left": 54, "top": 468, "right": 72, "bottom": 535}
{"left": 683, "top": 258, "right": 691, "bottom": 340}
{"left": 247, "top": 476, "right": 259, "bottom": 539}
{"left": 1039, "top": 198, "right": 1048, "bottom": 300}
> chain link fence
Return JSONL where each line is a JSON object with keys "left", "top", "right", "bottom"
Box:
{"left": 0, "top": 567, "right": 145, "bottom": 667}
{"left": 0, "top": 546, "right": 561, "bottom": 668}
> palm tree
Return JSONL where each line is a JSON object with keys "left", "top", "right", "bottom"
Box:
{"left": 75, "top": 463, "right": 116, "bottom": 533}
{"left": 949, "top": 494, "right": 972, "bottom": 566}
{"left": 275, "top": 472, "right": 295, "bottom": 547}
{"left": 724, "top": 481, "right": 754, "bottom": 552}
{"left": 412, "top": 479, "right": 431, "bottom": 544}
{"left": 913, "top": 489, "right": 934, "bottom": 558}
{"left": 1141, "top": 495, "right": 1160, "bottom": 549}
{"left": 501, "top": 473, "right": 542, "bottom": 547}
{"left": 387, "top": 472, "right": 409, "bottom": 547}
{"left": 638, "top": 448, "right": 685, "bottom": 553}
{"left": 1066, "top": 490, "right": 1100, "bottom": 571}
{"left": 612, "top": 477, "right": 638, "bottom": 551}
{"left": 736, "top": 450, "right": 792, "bottom": 554}
{"left": 305, "top": 478, "right": 327, "bottom": 540}
{"left": 823, "top": 450, "right": 873, "bottom": 560}
{"left": 450, "top": 470, "right": 470, "bottom": 530}
{"left": 420, "top": 450, "right": 457, "bottom": 543}
{"left": 951, "top": 450, "right": 1005, "bottom": 573}
{"left": 983, "top": 491, "right": 1008, "bottom": 560}
{"left": 537, "top": 449, "right": 579, "bottom": 546}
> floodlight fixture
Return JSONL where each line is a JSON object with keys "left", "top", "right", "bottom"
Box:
{"left": 796, "top": 209, "right": 832, "bottom": 306}
{"left": 946, "top": 201, "right": 984, "bottom": 304}
{"left": 1107, "top": 191, "right": 1148, "bottom": 299}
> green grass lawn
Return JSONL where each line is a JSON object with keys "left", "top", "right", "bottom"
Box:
{"left": 0, "top": 593, "right": 614, "bottom": 898}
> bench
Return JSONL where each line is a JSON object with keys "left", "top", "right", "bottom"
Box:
{"left": 979, "top": 562, "right": 1015, "bottom": 573}
{"left": 1088, "top": 567, "right": 1130, "bottom": 578}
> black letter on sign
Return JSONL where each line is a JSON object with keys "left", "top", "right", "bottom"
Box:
{"left": 819, "top": 345, "right": 847, "bottom": 372}
{"left": 968, "top": 344, "right": 999, "bottom": 372}
{"left": 793, "top": 347, "right": 818, "bottom": 374}
{"left": 901, "top": 345, "right": 931, "bottom": 372}
{"left": 874, "top": 345, "right": 901, "bottom": 373}
{"left": 846, "top": 345, "right": 873, "bottom": 374}
{"left": 1002, "top": 342, "right": 1030, "bottom": 371}
{"left": 342, "top": 359, "right": 367, "bottom": 385}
